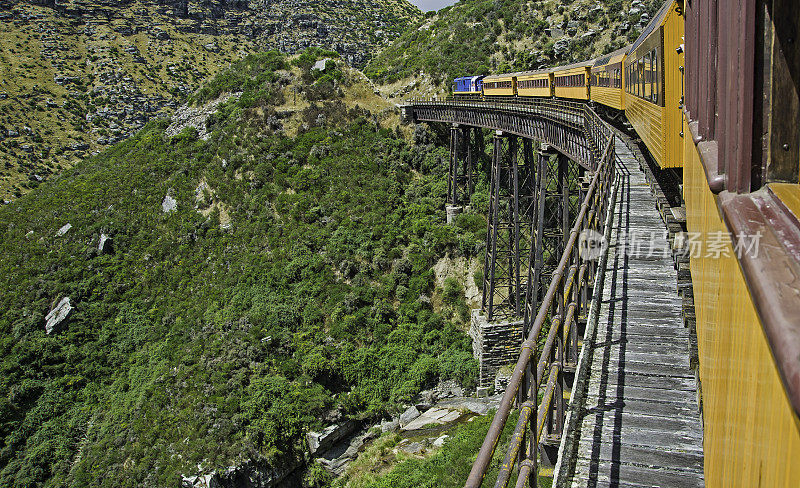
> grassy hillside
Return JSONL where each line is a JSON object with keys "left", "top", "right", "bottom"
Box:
{"left": 0, "top": 50, "right": 486, "bottom": 487}
{"left": 0, "top": 0, "right": 422, "bottom": 201}
{"left": 366, "top": 0, "right": 664, "bottom": 99}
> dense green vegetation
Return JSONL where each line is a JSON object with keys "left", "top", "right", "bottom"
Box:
{"left": 0, "top": 51, "right": 486, "bottom": 486}
{"left": 365, "top": 0, "right": 663, "bottom": 87}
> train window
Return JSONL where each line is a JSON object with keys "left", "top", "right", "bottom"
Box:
{"left": 644, "top": 52, "right": 652, "bottom": 99}
{"left": 651, "top": 49, "right": 659, "bottom": 104}
{"left": 638, "top": 58, "right": 644, "bottom": 97}
{"left": 626, "top": 66, "right": 630, "bottom": 93}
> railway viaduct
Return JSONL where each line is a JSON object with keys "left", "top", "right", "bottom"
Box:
{"left": 401, "top": 98, "right": 703, "bottom": 487}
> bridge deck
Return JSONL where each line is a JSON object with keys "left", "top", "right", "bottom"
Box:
{"left": 568, "top": 139, "right": 704, "bottom": 487}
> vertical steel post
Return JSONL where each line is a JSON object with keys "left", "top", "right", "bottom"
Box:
{"left": 556, "top": 153, "right": 570, "bottom": 436}
{"left": 481, "top": 132, "right": 532, "bottom": 322}
{"left": 483, "top": 132, "right": 502, "bottom": 319}
{"left": 448, "top": 124, "right": 458, "bottom": 205}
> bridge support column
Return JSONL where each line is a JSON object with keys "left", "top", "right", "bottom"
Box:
{"left": 469, "top": 131, "right": 535, "bottom": 390}
{"left": 446, "top": 125, "right": 483, "bottom": 223}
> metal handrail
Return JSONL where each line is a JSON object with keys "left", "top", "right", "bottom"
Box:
{"left": 463, "top": 107, "right": 616, "bottom": 488}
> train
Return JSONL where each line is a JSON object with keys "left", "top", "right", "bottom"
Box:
{"left": 453, "top": 0, "right": 684, "bottom": 169}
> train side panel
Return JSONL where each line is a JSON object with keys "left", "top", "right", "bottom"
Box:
{"left": 553, "top": 66, "right": 590, "bottom": 100}
{"left": 626, "top": 94, "right": 667, "bottom": 164}
{"left": 517, "top": 72, "right": 552, "bottom": 98}
{"left": 592, "top": 86, "right": 625, "bottom": 111}
{"left": 663, "top": 3, "right": 685, "bottom": 168}
{"left": 683, "top": 126, "right": 800, "bottom": 487}
{"left": 483, "top": 75, "right": 516, "bottom": 97}
{"left": 591, "top": 51, "right": 627, "bottom": 110}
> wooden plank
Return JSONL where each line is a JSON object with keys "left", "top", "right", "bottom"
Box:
{"left": 565, "top": 138, "right": 704, "bottom": 487}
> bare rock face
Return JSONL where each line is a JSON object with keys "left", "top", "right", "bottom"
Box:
{"left": 55, "top": 223, "right": 72, "bottom": 237}
{"left": 306, "top": 420, "right": 359, "bottom": 455}
{"left": 399, "top": 405, "right": 421, "bottom": 427}
{"left": 45, "top": 297, "right": 72, "bottom": 334}
{"left": 180, "top": 457, "right": 301, "bottom": 488}
{"left": 98, "top": 233, "right": 113, "bottom": 254}
{"left": 166, "top": 93, "right": 240, "bottom": 140}
{"left": 162, "top": 193, "right": 177, "bottom": 213}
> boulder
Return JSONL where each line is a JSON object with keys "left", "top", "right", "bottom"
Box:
{"left": 401, "top": 407, "right": 462, "bottom": 431}
{"left": 98, "top": 233, "right": 113, "bottom": 254}
{"left": 162, "top": 194, "right": 177, "bottom": 213}
{"left": 432, "top": 434, "right": 449, "bottom": 447}
{"left": 380, "top": 418, "right": 400, "bottom": 433}
{"left": 554, "top": 38, "right": 571, "bottom": 57}
{"left": 312, "top": 58, "right": 331, "bottom": 71}
{"left": 56, "top": 223, "right": 72, "bottom": 236}
{"left": 399, "top": 405, "right": 421, "bottom": 427}
{"left": 45, "top": 297, "right": 72, "bottom": 334}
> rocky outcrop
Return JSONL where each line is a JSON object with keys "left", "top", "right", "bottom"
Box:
{"left": 181, "top": 457, "right": 301, "bottom": 488}
{"left": 166, "top": 93, "right": 240, "bottom": 140}
{"left": 45, "top": 297, "right": 72, "bottom": 334}
{"left": 399, "top": 405, "right": 421, "bottom": 428}
{"left": 306, "top": 420, "right": 359, "bottom": 456}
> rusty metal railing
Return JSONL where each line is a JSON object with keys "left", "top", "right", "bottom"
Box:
{"left": 464, "top": 108, "right": 616, "bottom": 488}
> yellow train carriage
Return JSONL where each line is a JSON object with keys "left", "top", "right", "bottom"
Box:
{"left": 482, "top": 74, "right": 516, "bottom": 97}
{"left": 516, "top": 69, "right": 553, "bottom": 98}
{"left": 591, "top": 47, "right": 628, "bottom": 111}
{"left": 623, "top": 0, "right": 684, "bottom": 169}
{"left": 683, "top": 124, "right": 800, "bottom": 488}
{"left": 552, "top": 61, "right": 592, "bottom": 100}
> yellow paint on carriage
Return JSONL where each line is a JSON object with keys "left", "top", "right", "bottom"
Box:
{"left": 483, "top": 74, "right": 516, "bottom": 97}
{"left": 623, "top": 0, "right": 684, "bottom": 168}
{"left": 683, "top": 133, "right": 800, "bottom": 488}
{"left": 553, "top": 64, "right": 591, "bottom": 100}
{"left": 516, "top": 70, "right": 553, "bottom": 98}
{"left": 591, "top": 47, "right": 627, "bottom": 110}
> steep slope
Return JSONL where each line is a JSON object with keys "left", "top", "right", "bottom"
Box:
{"left": 0, "top": 51, "right": 483, "bottom": 487}
{"left": 0, "top": 0, "right": 422, "bottom": 201}
{"left": 366, "top": 0, "right": 664, "bottom": 100}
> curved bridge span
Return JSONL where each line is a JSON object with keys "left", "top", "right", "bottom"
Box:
{"left": 402, "top": 99, "right": 704, "bottom": 488}
{"left": 402, "top": 99, "right": 608, "bottom": 171}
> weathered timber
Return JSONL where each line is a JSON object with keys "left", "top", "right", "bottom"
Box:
{"left": 559, "top": 138, "right": 704, "bottom": 487}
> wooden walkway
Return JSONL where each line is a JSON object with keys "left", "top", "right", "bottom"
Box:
{"left": 565, "top": 139, "right": 704, "bottom": 487}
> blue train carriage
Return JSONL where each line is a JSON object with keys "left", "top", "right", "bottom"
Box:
{"left": 453, "top": 75, "right": 485, "bottom": 97}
